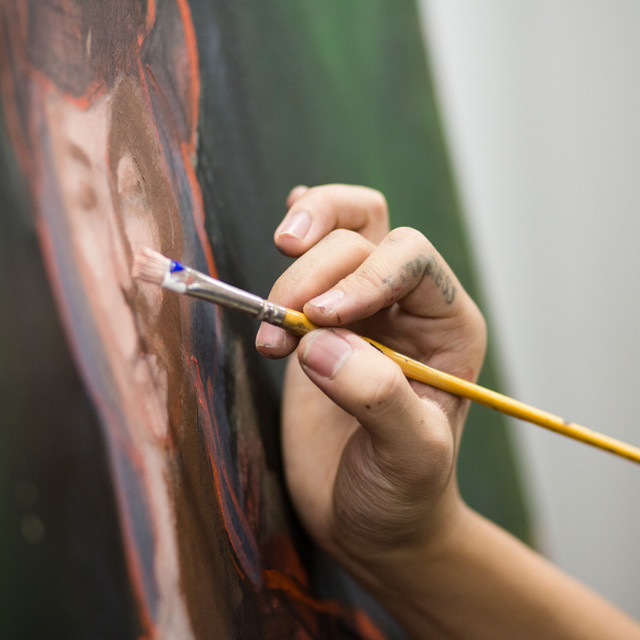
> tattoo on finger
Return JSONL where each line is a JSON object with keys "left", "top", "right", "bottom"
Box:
{"left": 423, "top": 255, "right": 456, "bottom": 304}
{"left": 382, "top": 254, "right": 456, "bottom": 304}
{"left": 388, "top": 255, "right": 456, "bottom": 304}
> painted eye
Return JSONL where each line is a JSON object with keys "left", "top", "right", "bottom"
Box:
{"left": 117, "top": 153, "right": 146, "bottom": 208}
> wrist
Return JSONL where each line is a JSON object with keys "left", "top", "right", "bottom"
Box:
{"left": 326, "top": 501, "right": 482, "bottom": 640}
{"left": 326, "top": 490, "right": 470, "bottom": 600}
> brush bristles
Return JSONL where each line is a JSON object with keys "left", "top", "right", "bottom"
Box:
{"left": 132, "top": 247, "right": 172, "bottom": 285}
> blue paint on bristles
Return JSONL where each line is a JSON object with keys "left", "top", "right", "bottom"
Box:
{"left": 170, "top": 260, "right": 186, "bottom": 273}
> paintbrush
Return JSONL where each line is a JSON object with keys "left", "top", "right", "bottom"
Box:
{"left": 132, "top": 246, "right": 640, "bottom": 465}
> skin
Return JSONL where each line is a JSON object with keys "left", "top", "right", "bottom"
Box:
{"left": 256, "top": 183, "right": 640, "bottom": 639}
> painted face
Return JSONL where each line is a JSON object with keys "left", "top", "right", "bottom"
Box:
{"left": 45, "top": 89, "right": 151, "bottom": 361}
{"left": 42, "top": 77, "right": 197, "bottom": 636}
{"left": 47, "top": 86, "right": 167, "bottom": 424}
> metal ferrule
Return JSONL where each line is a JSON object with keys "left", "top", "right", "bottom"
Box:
{"left": 175, "top": 268, "right": 287, "bottom": 326}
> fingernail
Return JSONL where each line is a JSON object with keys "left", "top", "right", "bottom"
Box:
{"left": 256, "top": 323, "right": 286, "bottom": 349}
{"left": 302, "top": 330, "right": 352, "bottom": 379}
{"left": 307, "top": 288, "right": 344, "bottom": 314}
{"left": 276, "top": 211, "right": 311, "bottom": 241}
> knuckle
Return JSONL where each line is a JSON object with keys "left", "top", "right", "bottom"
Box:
{"left": 462, "top": 300, "right": 488, "bottom": 364}
{"left": 270, "top": 265, "right": 309, "bottom": 306}
{"left": 319, "top": 228, "right": 373, "bottom": 260}
{"left": 399, "top": 423, "right": 453, "bottom": 488}
{"left": 322, "top": 227, "right": 360, "bottom": 246}
{"left": 372, "top": 413, "right": 454, "bottom": 500}
{"left": 470, "top": 301, "right": 488, "bottom": 344}
{"left": 421, "top": 422, "right": 454, "bottom": 473}
{"left": 342, "top": 264, "right": 387, "bottom": 299}
{"left": 387, "top": 226, "right": 431, "bottom": 253}
{"left": 361, "top": 365, "right": 406, "bottom": 411}
{"left": 367, "top": 188, "right": 388, "bottom": 220}
{"left": 452, "top": 293, "right": 487, "bottom": 345}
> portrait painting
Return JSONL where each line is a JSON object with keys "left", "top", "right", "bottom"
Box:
{"left": 0, "top": 1, "right": 530, "bottom": 638}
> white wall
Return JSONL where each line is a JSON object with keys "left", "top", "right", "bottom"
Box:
{"left": 419, "top": 1, "right": 640, "bottom": 619}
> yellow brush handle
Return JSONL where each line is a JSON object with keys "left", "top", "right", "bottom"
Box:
{"left": 282, "top": 309, "right": 640, "bottom": 464}
{"left": 282, "top": 308, "right": 318, "bottom": 335}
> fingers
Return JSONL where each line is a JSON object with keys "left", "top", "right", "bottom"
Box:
{"left": 256, "top": 229, "right": 375, "bottom": 357}
{"left": 259, "top": 184, "right": 485, "bottom": 386}
{"left": 298, "top": 329, "right": 455, "bottom": 476}
{"left": 303, "top": 226, "right": 466, "bottom": 327}
{"left": 275, "top": 184, "right": 389, "bottom": 257}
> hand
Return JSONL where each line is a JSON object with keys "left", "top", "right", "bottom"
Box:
{"left": 256, "top": 186, "right": 640, "bottom": 640}
{"left": 256, "top": 184, "right": 487, "bottom": 578}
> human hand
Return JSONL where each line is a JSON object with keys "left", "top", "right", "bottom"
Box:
{"left": 256, "top": 184, "right": 487, "bottom": 583}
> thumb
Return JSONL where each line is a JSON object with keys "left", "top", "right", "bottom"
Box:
{"left": 298, "top": 329, "right": 454, "bottom": 474}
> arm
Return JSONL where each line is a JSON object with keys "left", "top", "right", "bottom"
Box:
{"left": 256, "top": 184, "right": 640, "bottom": 639}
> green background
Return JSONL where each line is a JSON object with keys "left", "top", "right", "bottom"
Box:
{"left": 225, "top": 0, "right": 533, "bottom": 542}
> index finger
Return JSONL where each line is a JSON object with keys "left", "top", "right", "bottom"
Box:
{"left": 304, "top": 227, "right": 466, "bottom": 325}
{"left": 274, "top": 184, "right": 389, "bottom": 256}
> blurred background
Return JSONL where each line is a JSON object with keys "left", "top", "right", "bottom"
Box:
{"left": 2, "top": 2, "right": 637, "bottom": 635}
{"left": 420, "top": 0, "right": 640, "bottom": 619}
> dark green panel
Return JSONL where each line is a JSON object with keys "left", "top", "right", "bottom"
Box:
{"left": 223, "top": 0, "right": 532, "bottom": 542}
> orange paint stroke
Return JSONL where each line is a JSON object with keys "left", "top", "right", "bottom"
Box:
{"left": 265, "top": 569, "right": 387, "bottom": 640}
{"left": 145, "top": 0, "right": 157, "bottom": 40}
{"left": 263, "top": 570, "right": 346, "bottom": 619}
{"left": 174, "top": 0, "right": 200, "bottom": 151}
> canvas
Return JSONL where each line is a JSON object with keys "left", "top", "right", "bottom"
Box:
{"left": 0, "top": 2, "right": 530, "bottom": 638}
